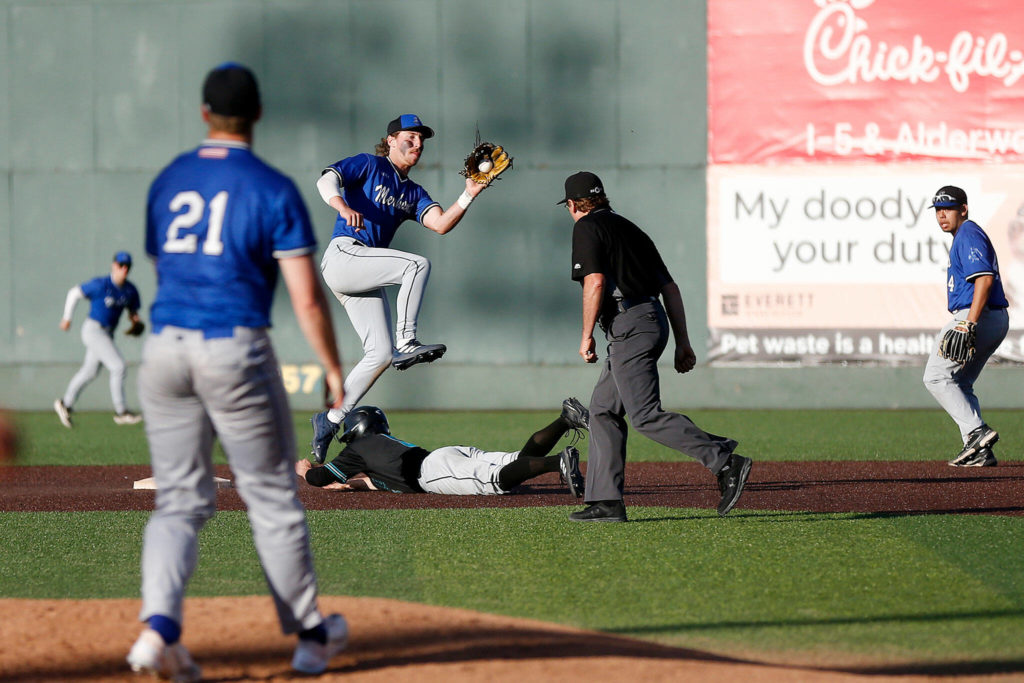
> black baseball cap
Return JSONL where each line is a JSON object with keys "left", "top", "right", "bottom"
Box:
{"left": 113, "top": 251, "right": 132, "bottom": 267}
{"left": 557, "top": 171, "right": 605, "bottom": 205}
{"left": 386, "top": 114, "right": 434, "bottom": 139}
{"left": 202, "top": 62, "right": 261, "bottom": 119}
{"left": 929, "top": 185, "right": 968, "bottom": 209}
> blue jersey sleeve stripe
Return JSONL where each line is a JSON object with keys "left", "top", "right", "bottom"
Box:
{"left": 417, "top": 202, "right": 441, "bottom": 224}
{"left": 324, "top": 462, "right": 348, "bottom": 483}
{"left": 272, "top": 245, "right": 317, "bottom": 259}
{"left": 965, "top": 271, "right": 996, "bottom": 281}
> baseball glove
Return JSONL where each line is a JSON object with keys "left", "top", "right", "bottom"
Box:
{"left": 124, "top": 320, "right": 146, "bottom": 337}
{"left": 460, "top": 138, "right": 512, "bottom": 185}
{"left": 939, "top": 320, "right": 976, "bottom": 365}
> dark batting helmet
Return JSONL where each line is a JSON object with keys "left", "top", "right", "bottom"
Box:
{"left": 340, "top": 406, "right": 390, "bottom": 443}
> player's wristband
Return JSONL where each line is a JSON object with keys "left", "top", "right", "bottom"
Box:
{"left": 457, "top": 190, "right": 474, "bottom": 210}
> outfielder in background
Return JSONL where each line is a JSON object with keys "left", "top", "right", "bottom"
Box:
{"left": 309, "top": 115, "right": 509, "bottom": 462}
{"left": 298, "top": 399, "right": 587, "bottom": 497}
{"left": 924, "top": 185, "right": 1009, "bottom": 467}
{"left": 561, "top": 172, "right": 752, "bottom": 522}
{"left": 54, "top": 251, "right": 144, "bottom": 427}
{"left": 127, "top": 63, "right": 349, "bottom": 681}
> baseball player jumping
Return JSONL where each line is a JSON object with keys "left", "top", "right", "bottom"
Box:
{"left": 298, "top": 399, "right": 588, "bottom": 497}
{"left": 310, "top": 114, "right": 494, "bottom": 462}
{"left": 54, "top": 251, "right": 144, "bottom": 427}
{"left": 127, "top": 63, "right": 349, "bottom": 680}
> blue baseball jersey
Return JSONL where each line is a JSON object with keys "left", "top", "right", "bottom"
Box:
{"left": 146, "top": 140, "right": 317, "bottom": 334}
{"left": 80, "top": 275, "right": 141, "bottom": 328}
{"left": 322, "top": 153, "right": 440, "bottom": 248}
{"left": 946, "top": 220, "right": 1009, "bottom": 312}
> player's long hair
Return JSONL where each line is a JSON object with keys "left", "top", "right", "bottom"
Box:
{"left": 374, "top": 136, "right": 390, "bottom": 156}
{"left": 572, "top": 195, "right": 611, "bottom": 213}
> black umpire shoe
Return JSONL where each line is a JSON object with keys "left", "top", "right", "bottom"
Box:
{"left": 569, "top": 500, "right": 627, "bottom": 523}
{"left": 716, "top": 453, "right": 752, "bottom": 516}
{"left": 948, "top": 424, "right": 999, "bottom": 466}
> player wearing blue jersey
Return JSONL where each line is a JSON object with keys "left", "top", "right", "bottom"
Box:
{"left": 126, "top": 64, "right": 348, "bottom": 681}
{"left": 923, "top": 186, "right": 1009, "bottom": 467}
{"left": 54, "top": 251, "right": 144, "bottom": 427}
{"left": 309, "top": 113, "right": 492, "bottom": 462}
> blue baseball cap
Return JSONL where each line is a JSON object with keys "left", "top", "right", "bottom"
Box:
{"left": 929, "top": 185, "right": 968, "bottom": 209}
{"left": 113, "top": 251, "right": 132, "bottom": 266}
{"left": 387, "top": 114, "right": 434, "bottom": 139}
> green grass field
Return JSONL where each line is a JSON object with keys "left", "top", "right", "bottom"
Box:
{"left": 3, "top": 409, "right": 1024, "bottom": 669}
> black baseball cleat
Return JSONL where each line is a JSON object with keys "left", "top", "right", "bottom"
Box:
{"left": 716, "top": 453, "right": 752, "bottom": 516}
{"left": 392, "top": 339, "right": 447, "bottom": 371}
{"left": 948, "top": 424, "right": 999, "bottom": 466}
{"left": 558, "top": 446, "right": 585, "bottom": 499}
{"left": 569, "top": 500, "right": 627, "bottom": 523}
{"left": 560, "top": 397, "right": 590, "bottom": 431}
{"left": 950, "top": 445, "right": 998, "bottom": 467}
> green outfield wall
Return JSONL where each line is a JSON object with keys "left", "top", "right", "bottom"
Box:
{"left": 2, "top": 0, "right": 1021, "bottom": 411}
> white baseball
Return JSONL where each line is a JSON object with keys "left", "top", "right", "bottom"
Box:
{"left": 478, "top": 159, "right": 493, "bottom": 173}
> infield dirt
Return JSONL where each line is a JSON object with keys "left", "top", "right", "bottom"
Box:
{"left": 2, "top": 461, "right": 1021, "bottom": 681}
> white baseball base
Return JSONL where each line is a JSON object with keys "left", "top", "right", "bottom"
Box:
{"left": 133, "top": 476, "right": 232, "bottom": 490}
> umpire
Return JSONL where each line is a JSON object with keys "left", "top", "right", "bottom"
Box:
{"left": 560, "top": 171, "right": 752, "bottom": 522}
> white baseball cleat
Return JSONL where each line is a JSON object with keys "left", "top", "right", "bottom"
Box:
{"left": 126, "top": 628, "right": 202, "bottom": 683}
{"left": 292, "top": 613, "right": 349, "bottom": 675}
{"left": 54, "top": 399, "right": 73, "bottom": 428}
{"left": 114, "top": 411, "right": 143, "bottom": 425}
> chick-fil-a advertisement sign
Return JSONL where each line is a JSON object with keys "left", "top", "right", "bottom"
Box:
{"left": 708, "top": 0, "right": 1024, "bottom": 163}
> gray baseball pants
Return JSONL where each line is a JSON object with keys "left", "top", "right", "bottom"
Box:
{"left": 320, "top": 236, "right": 430, "bottom": 413}
{"left": 137, "top": 326, "right": 324, "bottom": 634}
{"left": 63, "top": 318, "right": 127, "bottom": 413}
{"left": 923, "top": 307, "right": 1009, "bottom": 442}
{"left": 586, "top": 301, "right": 736, "bottom": 503}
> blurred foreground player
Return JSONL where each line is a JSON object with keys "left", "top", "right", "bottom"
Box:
{"left": 127, "top": 63, "right": 348, "bottom": 680}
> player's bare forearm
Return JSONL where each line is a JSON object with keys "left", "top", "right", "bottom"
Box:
{"left": 279, "top": 255, "right": 345, "bottom": 407}
{"left": 422, "top": 178, "right": 487, "bottom": 235}
{"left": 966, "top": 275, "right": 993, "bottom": 324}
{"left": 580, "top": 273, "right": 604, "bottom": 363}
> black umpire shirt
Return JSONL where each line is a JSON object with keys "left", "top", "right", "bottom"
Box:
{"left": 305, "top": 434, "right": 429, "bottom": 493}
{"left": 571, "top": 208, "right": 673, "bottom": 316}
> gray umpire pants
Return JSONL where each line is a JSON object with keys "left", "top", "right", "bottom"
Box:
{"left": 138, "top": 326, "right": 323, "bottom": 634}
{"left": 63, "top": 318, "right": 127, "bottom": 413}
{"left": 585, "top": 301, "right": 736, "bottom": 503}
{"left": 923, "top": 306, "right": 1009, "bottom": 442}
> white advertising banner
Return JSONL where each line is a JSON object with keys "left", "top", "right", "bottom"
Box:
{"left": 707, "top": 165, "right": 1024, "bottom": 364}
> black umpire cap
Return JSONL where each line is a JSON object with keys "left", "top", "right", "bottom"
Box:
{"left": 202, "top": 62, "right": 261, "bottom": 119}
{"left": 557, "top": 171, "right": 606, "bottom": 205}
{"left": 929, "top": 185, "right": 968, "bottom": 209}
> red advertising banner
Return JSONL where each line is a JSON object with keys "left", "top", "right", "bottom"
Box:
{"left": 709, "top": 0, "right": 1024, "bottom": 163}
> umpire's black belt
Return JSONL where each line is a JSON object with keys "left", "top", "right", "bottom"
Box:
{"left": 615, "top": 296, "right": 656, "bottom": 314}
